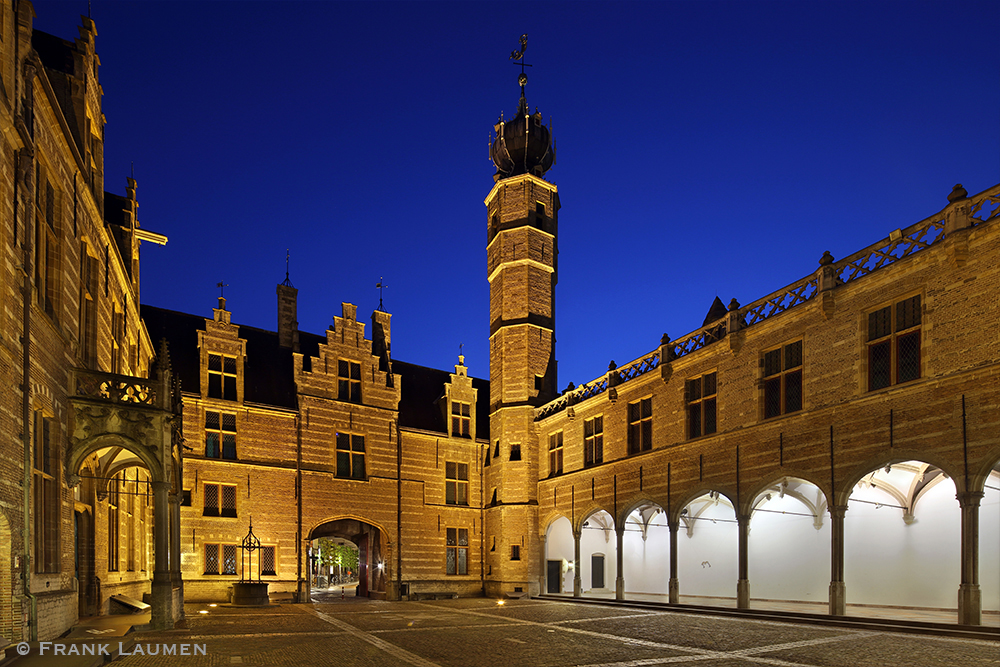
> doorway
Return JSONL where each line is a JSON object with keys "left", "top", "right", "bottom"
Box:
{"left": 592, "top": 554, "right": 605, "bottom": 589}
{"left": 547, "top": 560, "right": 562, "bottom": 593}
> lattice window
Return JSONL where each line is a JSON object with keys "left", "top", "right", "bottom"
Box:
{"left": 336, "top": 432, "right": 366, "bottom": 480}
{"left": 204, "top": 543, "right": 219, "bottom": 574}
{"left": 868, "top": 295, "right": 921, "bottom": 391}
{"left": 686, "top": 372, "right": 717, "bottom": 439}
{"left": 203, "top": 483, "right": 237, "bottom": 517}
{"left": 223, "top": 544, "right": 237, "bottom": 575}
{"left": 627, "top": 398, "right": 652, "bottom": 454}
{"left": 510, "top": 544, "right": 521, "bottom": 561}
{"left": 548, "top": 431, "right": 563, "bottom": 476}
{"left": 261, "top": 546, "right": 276, "bottom": 576}
{"left": 33, "top": 411, "right": 60, "bottom": 573}
{"left": 205, "top": 544, "right": 238, "bottom": 575}
{"left": 79, "top": 244, "right": 98, "bottom": 368}
{"left": 445, "top": 462, "right": 469, "bottom": 505}
{"left": 763, "top": 341, "right": 803, "bottom": 419}
{"left": 338, "top": 360, "right": 361, "bottom": 403}
{"left": 34, "top": 164, "right": 59, "bottom": 319}
{"left": 205, "top": 410, "right": 237, "bottom": 459}
{"left": 208, "top": 354, "right": 238, "bottom": 400}
{"left": 451, "top": 401, "right": 471, "bottom": 437}
{"left": 107, "top": 471, "right": 119, "bottom": 572}
{"left": 584, "top": 416, "right": 603, "bottom": 467}
{"left": 446, "top": 528, "right": 468, "bottom": 575}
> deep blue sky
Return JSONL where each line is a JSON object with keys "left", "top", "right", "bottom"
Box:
{"left": 34, "top": 1, "right": 1000, "bottom": 389}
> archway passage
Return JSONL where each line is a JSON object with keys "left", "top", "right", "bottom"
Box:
{"left": 748, "top": 478, "right": 829, "bottom": 611}
{"left": 844, "top": 460, "right": 960, "bottom": 621}
{"left": 621, "top": 502, "right": 670, "bottom": 599}
{"left": 678, "top": 491, "right": 738, "bottom": 608}
{"left": 543, "top": 516, "right": 574, "bottom": 594}
{"left": 309, "top": 519, "right": 386, "bottom": 600}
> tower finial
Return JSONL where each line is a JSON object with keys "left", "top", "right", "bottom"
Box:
{"left": 281, "top": 249, "right": 294, "bottom": 287}
{"left": 376, "top": 277, "right": 387, "bottom": 312}
{"left": 510, "top": 34, "right": 531, "bottom": 115}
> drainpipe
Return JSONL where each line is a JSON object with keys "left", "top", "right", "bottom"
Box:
{"left": 18, "top": 22, "right": 38, "bottom": 640}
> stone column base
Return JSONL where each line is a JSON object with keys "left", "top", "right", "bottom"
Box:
{"left": 958, "top": 584, "right": 981, "bottom": 625}
{"left": 737, "top": 579, "right": 750, "bottom": 609}
{"left": 573, "top": 576, "right": 582, "bottom": 598}
{"left": 150, "top": 578, "right": 175, "bottom": 630}
{"left": 669, "top": 578, "right": 679, "bottom": 604}
{"left": 615, "top": 577, "right": 625, "bottom": 600}
{"left": 829, "top": 581, "right": 846, "bottom": 616}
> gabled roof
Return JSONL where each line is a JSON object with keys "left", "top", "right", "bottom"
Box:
{"left": 140, "top": 305, "right": 489, "bottom": 436}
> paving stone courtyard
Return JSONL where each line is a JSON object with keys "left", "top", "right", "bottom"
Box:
{"left": 98, "top": 597, "right": 999, "bottom": 667}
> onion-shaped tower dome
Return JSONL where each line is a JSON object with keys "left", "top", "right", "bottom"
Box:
{"left": 490, "top": 72, "right": 555, "bottom": 182}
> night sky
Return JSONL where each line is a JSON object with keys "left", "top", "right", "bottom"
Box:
{"left": 33, "top": 1, "right": 1000, "bottom": 389}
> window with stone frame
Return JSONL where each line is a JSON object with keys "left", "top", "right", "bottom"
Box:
{"left": 204, "top": 543, "right": 238, "bottom": 575}
{"left": 445, "top": 462, "right": 469, "bottom": 505}
{"left": 336, "top": 432, "right": 366, "bottom": 479}
{"left": 686, "top": 372, "right": 717, "bottom": 439}
{"left": 509, "top": 443, "right": 522, "bottom": 461}
{"left": 338, "top": 360, "right": 362, "bottom": 403}
{"left": 451, "top": 400, "right": 471, "bottom": 437}
{"left": 107, "top": 471, "right": 120, "bottom": 572}
{"left": 584, "top": 415, "right": 604, "bottom": 467}
{"left": 208, "top": 354, "right": 238, "bottom": 400}
{"left": 548, "top": 431, "right": 563, "bottom": 476}
{"left": 79, "top": 243, "right": 99, "bottom": 368}
{"left": 34, "top": 163, "right": 59, "bottom": 320}
{"left": 205, "top": 410, "right": 237, "bottom": 459}
{"left": 868, "top": 295, "right": 921, "bottom": 391}
{"left": 203, "top": 482, "right": 237, "bottom": 518}
{"left": 126, "top": 470, "right": 136, "bottom": 571}
{"left": 33, "top": 411, "right": 60, "bottom": 573}
{"left": 261, "top": 546, "right": 276, "bottom": 576}
{"left": 763, "top": 341, "right": 803, "bottom": 419}
{"left": 110, "top": 307, "right": 125, "bottom": 375}
{"left": 446, "top": 528, "right": 468, "bottom": 575}
{"left": 627, "top": 397, "right": 653, "bottom": 454}
{"left": 510, "top": 544, "right": 521, "bottom": 561}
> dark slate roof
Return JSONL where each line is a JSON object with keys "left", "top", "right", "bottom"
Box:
{"left": 32, "top": 31, "right": 75, "bottom": 75}
{"left": 392, "top": 360, "right": 489, "bottom": 440}
{"left": 141, "top": 305, "right": 205, "bottom": 398}
{"left": 140, "top": 305, "right": 489, "bottom": 435}
{"left": 702, "top": 296, "right": 728, "bottom": 327}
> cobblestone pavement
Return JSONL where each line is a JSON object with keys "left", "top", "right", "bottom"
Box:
{"left": 100, "top": 598, "right": 997, "bottom": 667}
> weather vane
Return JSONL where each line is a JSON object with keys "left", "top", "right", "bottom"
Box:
{"left": 510, "top": 33, "right": 531, "bottom": 93}
{"left": 217, "top": 281, "right": 229, "bottom": 298}
{"left": 281, "top": 249, "right": 294, "bottom": 287}
{"left": 376, "top": 277, "right": 387, "bottom": 311}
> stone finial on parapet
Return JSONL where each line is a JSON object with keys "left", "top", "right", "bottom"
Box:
{"left": 659, "top": 334, "right": 674, "bottom": 384}
{"left": 943, "top": 184, "right": 972, "bottom": 267}
{"left": 816, "top": 251, "right": 838, "bottom": 319}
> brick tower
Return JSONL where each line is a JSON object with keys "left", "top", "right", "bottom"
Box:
{"left": 483, "top": 53, "right": 559, "bottom": 597}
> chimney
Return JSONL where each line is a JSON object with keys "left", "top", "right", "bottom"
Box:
{"left": 277, "top": 283, "right": 299, "bottom": 350}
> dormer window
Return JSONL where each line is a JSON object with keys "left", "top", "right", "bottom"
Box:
{"left": 208, "top": 354, "right": 237, "bottom": 400}
{"left": 451, "top": 401, "right": 471, "bottom": 438}
{"left": 338, "top": 360, "right": 361, "bottom": 403}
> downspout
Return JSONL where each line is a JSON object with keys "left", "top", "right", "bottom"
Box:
{"left": 18, "top": 17, "right": 38, "bottom": 640}
{"left": 395, "top": 420, "right": 401, "bottom": 599}
{"left": 295, "top": 413, "right": 302, "bottom": 601}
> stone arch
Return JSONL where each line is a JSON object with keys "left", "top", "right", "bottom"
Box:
{"left": 743, "top": 472, "right": 830, "bottom": 520}
{"left": 307, "top": 515, "right": 391, "bottom": 599}
{"left": 66, "top": 433, "right": 164, "bottom": 485}
{"left": 574, "top": 503, "right": 614, "bottom": 535}
{"left": 617, "top": 495, "right": 667, "bottom": 530}
{"left": 675, "top": 487, "right": 737, "bottom": 537}
{"left": 540, "top": 510, "right": 572, "bottom": 538}
{"left": 834, "top": 449, "right": 962, "bottom": 507}
{"left": 970, "top": 446, "right": 1000, "bottom": 495}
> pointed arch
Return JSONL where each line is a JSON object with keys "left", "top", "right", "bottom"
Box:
{"left": 66, "top": 433, "right": 164, "bottom": 484}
